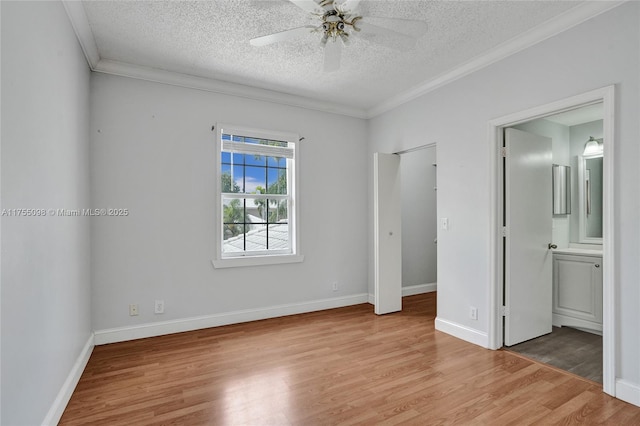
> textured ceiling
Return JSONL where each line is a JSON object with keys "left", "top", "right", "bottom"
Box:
{"left": 82, "top": 0, "right": 584, "bottom": 111}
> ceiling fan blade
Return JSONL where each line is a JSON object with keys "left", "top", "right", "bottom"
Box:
{"left": 288, "top": 0, "right": 323, "bottom": 15}
{"left": 356, "top": 21, "right": 418, "bottom": 50}
{"left": 336, "top": 0, "right": 361, "bottom": 13}
{"left": 250, "top": 25, "right": 317, "bottom": 47}
{"left": 363, "top": 17, "right": 428, "bottom": 38}
{"left": 323, "top": 40, "right": 342, "bottom": 73}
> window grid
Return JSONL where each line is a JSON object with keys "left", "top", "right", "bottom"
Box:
{"left": 221, "top": 133, "right": 292, "bottom": 256}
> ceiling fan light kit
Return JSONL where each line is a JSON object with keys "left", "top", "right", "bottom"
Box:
{"left": 318, "top": 3, "right": 362, "bottom": 45}
{"left": 249, "top": 0, "right": 426, "bottom": 73}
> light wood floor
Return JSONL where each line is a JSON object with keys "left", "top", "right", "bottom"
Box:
{"left": 60, "top": 293, "right": 640, "bottom": 425}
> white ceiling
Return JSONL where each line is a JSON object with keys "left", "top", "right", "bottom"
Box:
{"left": 545, "top": 103, "right": 604, "bottom": 127}
{"left": 72, "top": 1, "right": 618, "bottom": 117}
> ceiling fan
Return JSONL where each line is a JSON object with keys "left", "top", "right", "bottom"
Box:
{"left": 249, "top": 0, "right": 427, "bottom": 72}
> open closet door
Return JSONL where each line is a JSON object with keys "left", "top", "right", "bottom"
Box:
{"left": 374, "top": 153, "right": 402, "bottom": 315}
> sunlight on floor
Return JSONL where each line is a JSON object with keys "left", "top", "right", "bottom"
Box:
{"left": 223, "top": 368, "right": 291, "bottom": 424}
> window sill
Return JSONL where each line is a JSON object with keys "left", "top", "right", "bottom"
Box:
{"left": 212, "top": 254, "right": 304, "bottom": 269}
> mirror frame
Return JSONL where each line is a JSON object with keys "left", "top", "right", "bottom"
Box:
{"left": 578, "top": 153, "right": 603, "bottom": 244}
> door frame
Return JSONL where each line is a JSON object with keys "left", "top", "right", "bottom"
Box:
{"left": 487, "top": 85, "right": 616, "bottom": 396}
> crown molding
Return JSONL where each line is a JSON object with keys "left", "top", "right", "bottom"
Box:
{"left": 94, "top": 59, "right": 368, "bottom": 119}
{"left": 63, "top": 0, "right": 625, "bottom": 120}
{"left": 61, "top": 0, "right": 367, "bottom": 119}
{"left": 366, "top": 1, "right": 627, "bottom": 118}
{"left": 62, "top": 1, "right": 99, "bottom": 69}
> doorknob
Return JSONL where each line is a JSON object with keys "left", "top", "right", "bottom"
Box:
{"left": 548, "top": 243, "right": 558, "bottom": 249}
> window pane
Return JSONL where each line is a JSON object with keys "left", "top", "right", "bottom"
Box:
{"left": 222, "top": 198, "right": 246, "bottom": 224}
{"left": 267, "top": 222, "right": 290, "bottom": 250}
{"left": 245, "top": 153, "right": 266, "bottom": 167}
{"left": 244, "top": 224, "right": 267, "bottom": 251}
{"left": 250, "top": 198, "right": 269, "bottom": 222}
{"left": 267, "top": 199, "right": 288, "bottom": 224}
{"left": 266, "top": 140, "right": 288, "bottom": 148}
{"left": 232, "top": 165, "right": 245, "bottom": 193}
{"left": 267, "top": 168, "right": 287, "bottom": 194}
{"left": 232, "top": 153, "right": 244, "bottom": 165}
{"left": 268, "top": 156, "right": 285, "bottom": 167}
{"left": 222, "top": 225, "right": 245, "bottom": 253}
{"left": 221, "top": 168, "right": 240, "bottom": 193}
{"left": 221, "top": 152, "right": 231, "bottom": 164}
{"left": 245, "top": 166, "right": 266, "bottom": 193}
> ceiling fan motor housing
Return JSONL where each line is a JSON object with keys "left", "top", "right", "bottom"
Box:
{"left": 320, "top": 2, "right": 362, "bottom": 42}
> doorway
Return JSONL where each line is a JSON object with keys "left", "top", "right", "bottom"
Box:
{"left": 487, "top": 86, "right": 615, "bottom": 395}
{"left": 373, "top": 144, "right": 438, "bottom": 315}
{"left": 503, "top": 105, "right": 605, "bottom": 383}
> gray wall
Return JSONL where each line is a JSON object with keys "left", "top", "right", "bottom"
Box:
{"left": 90, "top": 73, "right": 369, "bottom": 331}
{"left": 1, "top": 2, "right": 92, "bottom": 424}
{"left": 368, "top": 2, "right": 639, "bottom": 390}
{"left": 401, "top": 147, "right": 437, "bottom": 287}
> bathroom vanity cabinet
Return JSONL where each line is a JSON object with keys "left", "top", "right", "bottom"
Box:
{"left": 552, "top": 251, "right": 603, "bottom": 334}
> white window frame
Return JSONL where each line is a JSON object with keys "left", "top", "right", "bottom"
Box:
{"left": 212, "top": 123, "right": 303, "bottom": 268}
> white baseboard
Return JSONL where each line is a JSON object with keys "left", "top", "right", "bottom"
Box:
{"left": 552, "top": 313, "right": 602, "bottom": 334}
{"left": 403, "top": 282, "right": 437, "bottom": 296}
{"left": 367, "top": 283, "right": 437, "bottom": 304}
{"left": 616, "top": 379, "right": 640, "bottom": 407}
{"left": 435, "top": 317, "right": 489, "bottom": 348}
{"left": 94, "top": 293, "right": 369, "bottom": 345}
{"left": 42, "top": 333, "right": 95, "bottom": 426}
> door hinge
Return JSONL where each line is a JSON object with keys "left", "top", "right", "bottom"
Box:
{"left": 502, "top": 227, "right": 507, "bottom": 237}
{"left": 501, "top": 147, "right": 507, "bottom": 157}
{"left": 501, "top": 306, "right": 509, "bottom": 316}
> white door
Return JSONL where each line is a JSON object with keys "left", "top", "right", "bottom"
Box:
{"left": 374, "top": 153, "right": 402, "bottom": 315}
{"left": 504, "top": 128, "right": 553, "bottom": 346}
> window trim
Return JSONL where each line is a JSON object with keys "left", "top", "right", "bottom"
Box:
{"left": 213, "top": 123, "right": 303, "bottom": 268}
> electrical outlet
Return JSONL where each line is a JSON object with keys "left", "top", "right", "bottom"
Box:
{"left": 441, "top": 217, "right": 449, "bottom": 230}
{"left": 332, "top": 282, "right": 338, "bottom": 292}
{"left": 129, "top": 304, "right": 139, "bottom": 316}
{"left": 470, "top": 306, "right": 478, "bottom": 320}
{"left": 154, "top": 300, "right": 165, "bottom": 314}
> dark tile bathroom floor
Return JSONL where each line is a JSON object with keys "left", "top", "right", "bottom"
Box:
{"left": 506, "top": 326, "right": 602, "bottom": 383}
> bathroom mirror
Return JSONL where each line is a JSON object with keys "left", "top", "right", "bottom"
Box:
{"left": 578, "top": 154, "right": 603, "bottom": 243}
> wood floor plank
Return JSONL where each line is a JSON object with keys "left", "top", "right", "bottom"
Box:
{"left": 60, "top": 293, "right": 640, "bottom": 425}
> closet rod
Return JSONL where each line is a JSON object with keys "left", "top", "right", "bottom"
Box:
{"left": 393, "top": 142, "right": 436, "bottom": 155}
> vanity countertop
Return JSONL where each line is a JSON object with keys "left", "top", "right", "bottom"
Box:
{"left": 552, "top": 247, "right": 603, "bottom": 256}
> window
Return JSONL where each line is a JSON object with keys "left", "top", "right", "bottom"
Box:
{"left": 213, "top": 124, "right": 302, "bottom": 268}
